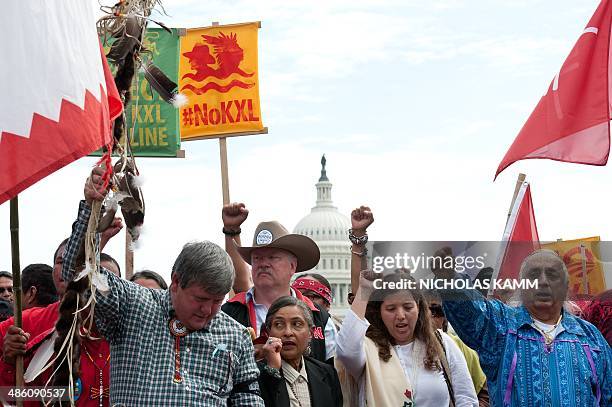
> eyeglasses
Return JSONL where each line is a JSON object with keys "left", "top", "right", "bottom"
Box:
{"left": 0, "top": 287, "right": 13, "bottom": 294}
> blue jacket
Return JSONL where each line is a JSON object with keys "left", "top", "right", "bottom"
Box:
{"left": 442, "top": 289, "right": 611, "bottom": 406}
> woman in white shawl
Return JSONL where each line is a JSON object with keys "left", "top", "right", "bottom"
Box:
{"left": 337, "top": 206, "right": 477, "bottom": 406}
{"left": 337, "top": 270, "right": 478, "bottom": 407}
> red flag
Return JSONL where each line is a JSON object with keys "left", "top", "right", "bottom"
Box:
{"left": 495, "top": 0, "right": 612, "bottom": 179}
{"left": 0, "top": 0, "right": 122, "bottom": 205}
{"left": 493, "top": 182, "right": 540, "bottom": 291}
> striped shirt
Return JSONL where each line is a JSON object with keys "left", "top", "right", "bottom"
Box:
{"left": 282, "top": 358, "right": 311, "bottom": 407}
{"left": 62, "top": 201, "right": 264, "bottom": 406}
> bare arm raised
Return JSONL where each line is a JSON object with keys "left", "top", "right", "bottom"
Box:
{"left": 349, "top": 206, "right": 373, "bottom": 298}
{"left": 222, "top": 202, "right": 252, "bottom": 293}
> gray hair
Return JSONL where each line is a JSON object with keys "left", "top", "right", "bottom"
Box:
{"left": 519, "top": 249, "right": 569, "bottom": 284}
{"left": 265, "top": 296, "right": 314, "bottom": 331}
{"left": 286, "top": 251, "right": 298, "bottom": 265}
{"left": 171, "top": 241, "right": 234, "bottom": 295}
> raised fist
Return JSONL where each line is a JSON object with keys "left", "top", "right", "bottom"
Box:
{"left": 261, "top": 336, "right": 282, "bottom": 369}
{"left": 351, "top": 205, "right": 374, "bottom": 233}
{"left": 84, "top": 166, "right": 110, "bottom": 204}
{"left": 222, "top": 202, "right": 249, "bottom": 230}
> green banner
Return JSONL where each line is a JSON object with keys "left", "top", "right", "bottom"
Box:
{"left": 97, "top": 28, "right": 181, "bottom": 157}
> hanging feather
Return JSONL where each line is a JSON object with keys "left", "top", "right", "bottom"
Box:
{"left": 106, "top": 15, "right": 145, "bottom": 65}
{"left": 96, "top": 204, "right": 118, "bottom": 233}
{"left": 120, "top": 176, "right": 145, "bottom": 241}
{"left": 112, "top": 51, "right": 136, "bottom": 147}
{"left": 24, "top": 332, "right": 58, "bottom": 383}
{"left": 142, "top": 61, "right": 176, "bottom": 100}
{"left": 151, "top": 19, "right": 172, "bottom": 34}
{"left": 114, "top": 53, "right": 136, "bottom": 105}
{"left": 113, "top": 157, "right": 145, "bottom": 241}
{"left": 142, "top": 60, "right": 187, "bottom": 106}
{"left": 113, "top": 115, "right": 126, "bottom": 149}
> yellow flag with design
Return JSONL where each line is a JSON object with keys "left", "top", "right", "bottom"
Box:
{"left": 542, "top": 236, "right": 607, "bottom": 295}
{"left": 179, "top": 22, "right": 264, "bottom": 140}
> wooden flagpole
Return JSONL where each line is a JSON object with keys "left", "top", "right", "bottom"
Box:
{"left": 10, "top": 197, "right": 24, "bottom": 406}
{"left": 489, "top": 173, "right": 528, "bottom": 298}
{"left": 211, "top": 21, "right": 231, "bottom": 207}
{"left": 505, "top": 173, "right": 526, "bottom": 227}
{"left": 213, "top": 20, "right": 233, "bottom": 297}
{"left": 125, "top": 230, "right": 134, "bottom": 280}
{"left": 219, "top": 136, "right": 234, "bottom": 297}
{"left": 219, "top": 137, "right": 230, "bottom": 205}
{"left": 579, "top": 243, "right": 589, "bottom": 295}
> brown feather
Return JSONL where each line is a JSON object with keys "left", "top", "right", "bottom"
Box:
{"left": 142, "top": 61, "right": 178, "bottom": 104}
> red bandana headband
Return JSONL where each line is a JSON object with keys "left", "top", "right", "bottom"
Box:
{"left": 292, "top": 278, "right": 332, "bottom": 304}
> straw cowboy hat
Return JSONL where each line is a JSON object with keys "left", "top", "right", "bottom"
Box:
{"left": 237, "top": 221, "right": 320, "bottom": 272}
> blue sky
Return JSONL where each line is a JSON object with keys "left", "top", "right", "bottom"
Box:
{"left": 1, "top": 0, "right": 610, "bottom": 285}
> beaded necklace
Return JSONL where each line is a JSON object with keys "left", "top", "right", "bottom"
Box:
{"left": 82, "top": 344, "right": 110, "bottom": 407}
{"left": 284, "top": 359, "right": 310, "bottom": 407}
{"left": 287, "top": 381, "right": 304, "bottom": 407}
{"left": 168, "top": 318, "right": 188, "bottom": 383}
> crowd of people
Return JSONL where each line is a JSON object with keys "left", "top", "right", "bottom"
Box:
{"left": 0, "top": 166, "right": 610, "bottom": 406}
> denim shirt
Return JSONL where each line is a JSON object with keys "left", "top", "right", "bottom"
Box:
{"left": 441, "top": 289, "right": 611, "bottom": 407}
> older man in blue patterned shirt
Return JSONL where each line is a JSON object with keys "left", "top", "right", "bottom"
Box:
{"left": 435, "top": 249, "right": 610, "bottom": 407}
{"left": 60, "top": 166, "right": 264, "bottom": 406}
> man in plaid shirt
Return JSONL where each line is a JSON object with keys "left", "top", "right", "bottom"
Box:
{"left": 61, "top": 166, "right": 264, "bottom": 406}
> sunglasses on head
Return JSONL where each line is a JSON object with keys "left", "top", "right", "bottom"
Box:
{"left": 0, "top": 287, "right": 13, "bottom": 294}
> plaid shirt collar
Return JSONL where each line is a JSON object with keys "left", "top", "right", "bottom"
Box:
{"left": 164, "top": 289, "right": 214, "bottom": 333}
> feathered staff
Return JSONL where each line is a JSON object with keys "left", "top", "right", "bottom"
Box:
{"left": 96, "top": 1, "right": 185, "bottom": 241}
{"left": 45, "top": 2, "right": 187, "bottom": 403}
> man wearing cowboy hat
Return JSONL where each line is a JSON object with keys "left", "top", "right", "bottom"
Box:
{"left": 221, "top": 203, "right": 337, "bottom": 363}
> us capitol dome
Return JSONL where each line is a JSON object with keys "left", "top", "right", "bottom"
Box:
{"left": 293, "top": 155, "right": 351, "bottom": 318}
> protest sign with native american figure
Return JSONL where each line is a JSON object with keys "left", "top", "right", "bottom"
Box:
{"left": 178, "top": 22, "right": 265, "bottom": 140}
{"left": 0, "top": 0, "right": 122, "bottom": 205}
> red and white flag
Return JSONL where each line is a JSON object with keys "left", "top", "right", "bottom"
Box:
{"left": 493, "top": 182, "right": 540, "bottom": 288}
{"left": 495, "top": 0, "right": 612, "bottom": 179}
{"left": 0, "top": 0, "right": 122, "bottom": 205}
